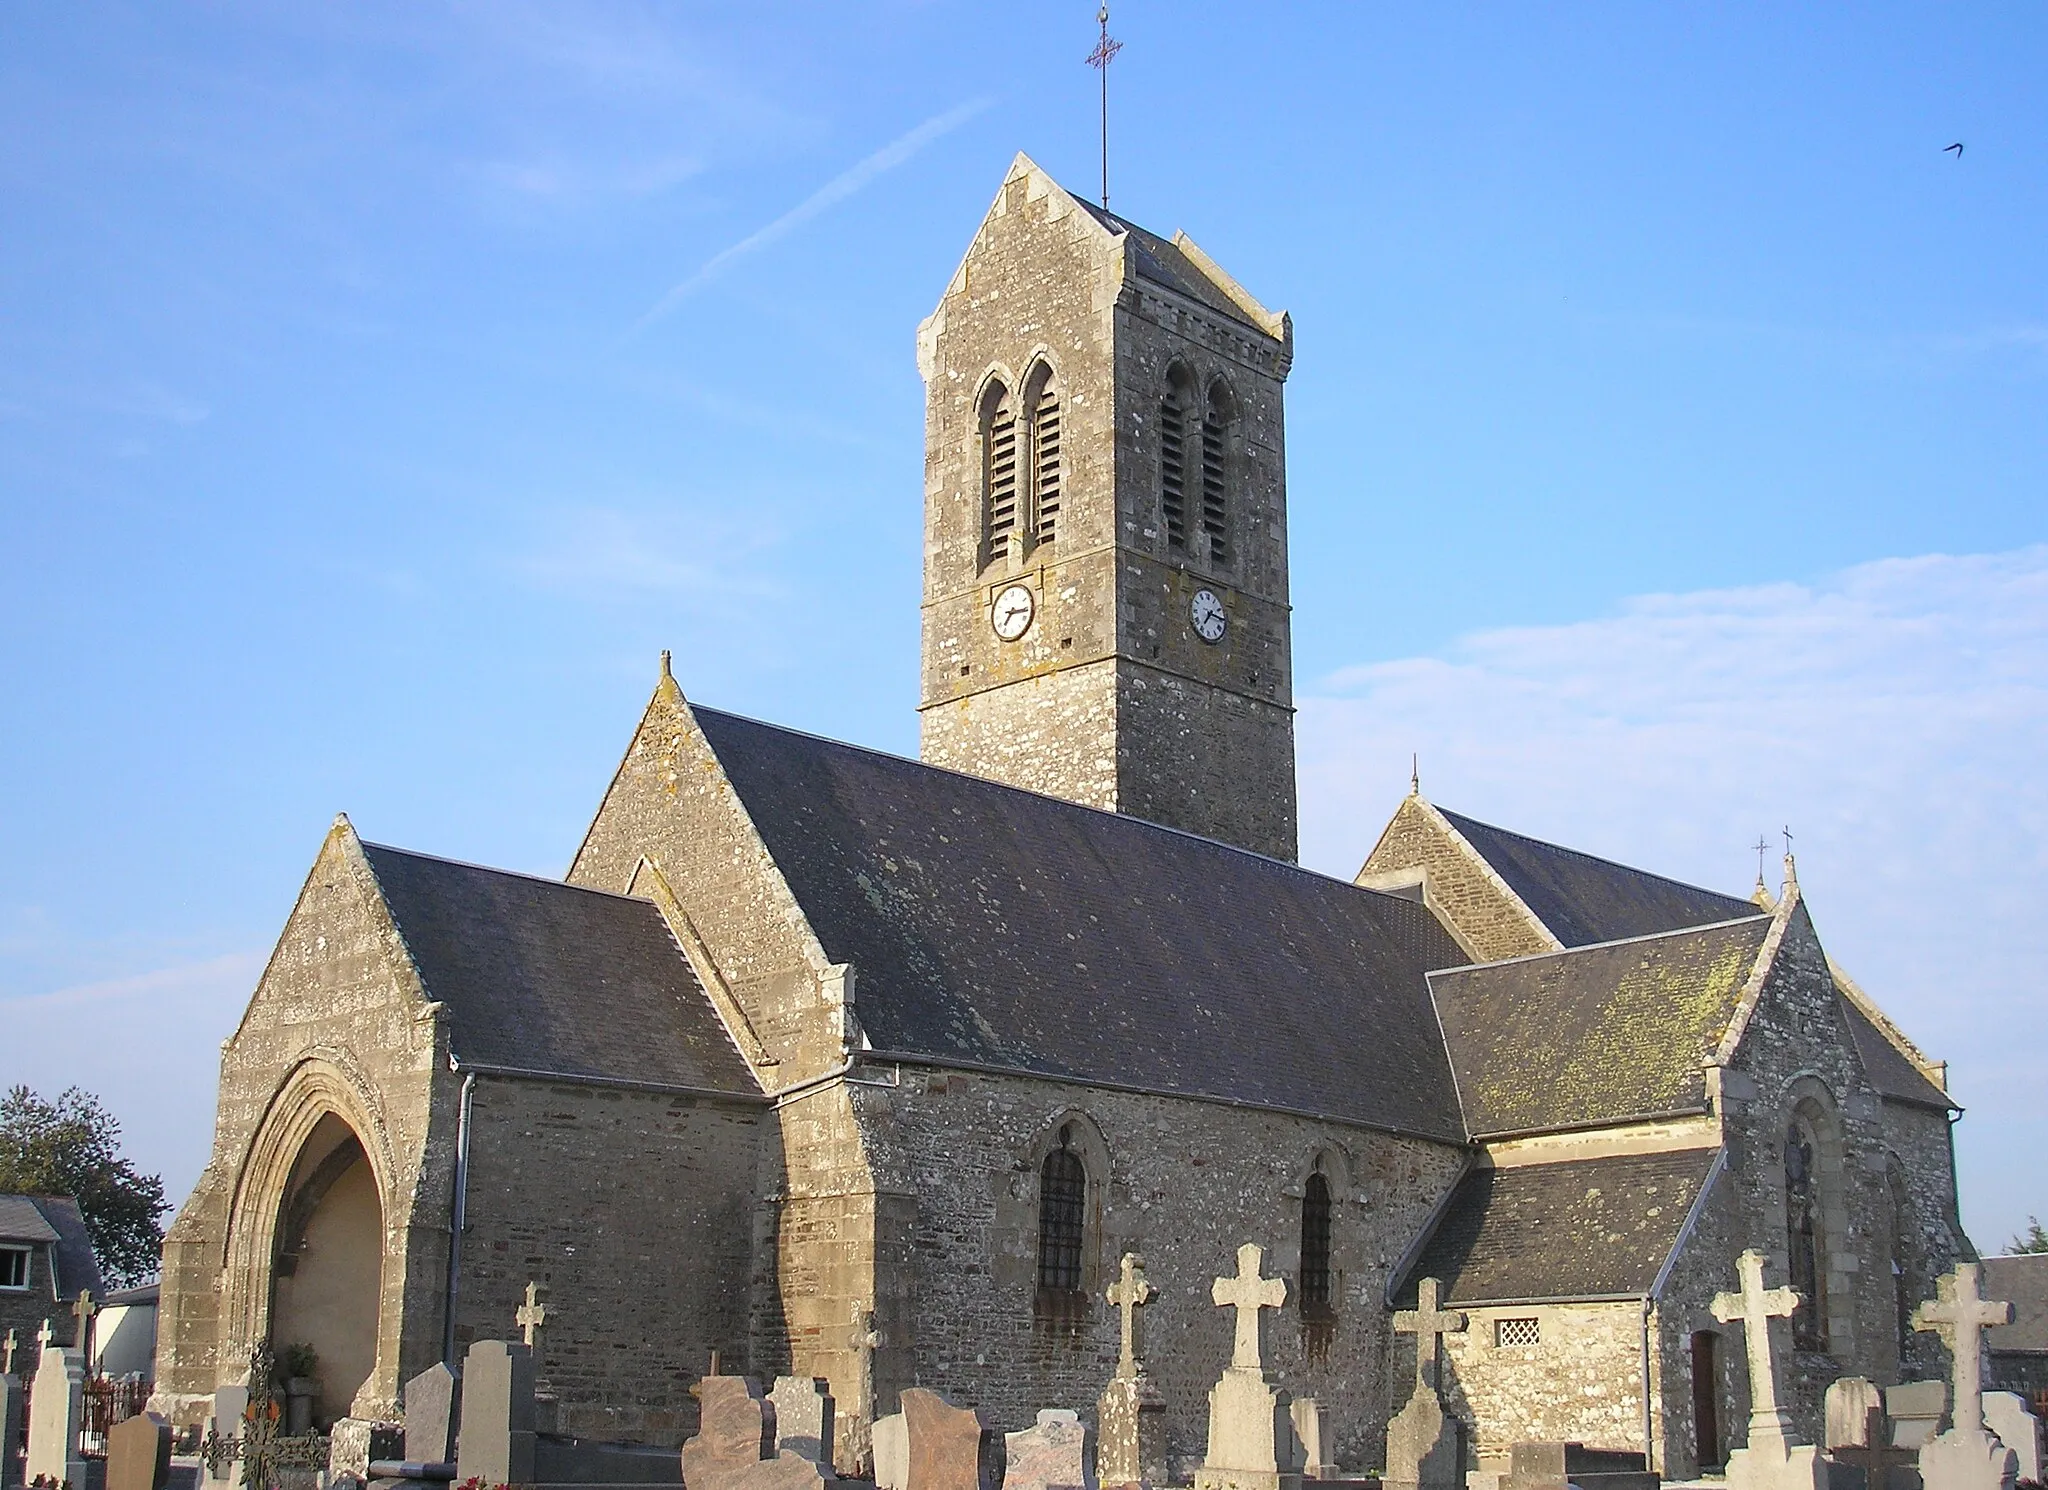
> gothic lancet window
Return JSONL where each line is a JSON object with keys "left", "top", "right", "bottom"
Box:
{"left": 1036, "top": 1125, "right": 1087, "bottom": 1322}
{"left": 1785, "top": 1120, "right": 1826, "bottom": 1349}
{"left": 1201, "top": 380, "right": 1235, "bottom": 566}
{"left": 1300, "top": 1169, "right": 1335, "bottom": 1360}
{"left": 982, "top": 379, "right": 1019, "bottom": 565}
{"left": 1159, "top": 369, "right": 1192, "bottom": 551}
{"left": 1031, "top": 375, "right": 1062, "bottom": 545}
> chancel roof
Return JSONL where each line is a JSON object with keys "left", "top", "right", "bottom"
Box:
{"left": 1438, "top": 808, "right": 1760, "bottom": 949}
{"left": 1399, "top": 1149, "right": 1719, "bottom": 1306}
{"left": 1429, "top": 915, "right": 1773, "bottom": 1138}
{"left": 360, "top": 844, "right": 759, "bottom": 1097}
{"left": 1838, "top": 995, "right": 1953, "bottom": 1112}
{"left": 692, "top": 707, "right": 1469, "bottom": 1139}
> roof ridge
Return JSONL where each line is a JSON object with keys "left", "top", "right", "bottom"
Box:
{"left": 1423, "top": 909, "right": 1773, "bottom": 978}
{"left": 1422, "top": 801, "right": 1566, "bottom": 952}
{"left": 1437, "top": 806, "right": 1754, "bottom": 910}
{"left": 361, "top": 840, "right": 661, "bottom": 906}
{"left": 689, "top": 702, "right": 1410, "bottom": 901}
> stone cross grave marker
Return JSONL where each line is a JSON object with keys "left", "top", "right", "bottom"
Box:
{"left": 1384, "top": 1278, "right": 1465, "bottom": 1490}
{"left": 1710, "top": 1249, "right": 1825, "bottom": 1490}
{"left": 26, "top": 1340, "right": 88, "bottom": 1486}
{"left": 516, "top": 1281, "right": 549, "bottom": 1350}
{"left": 1195, "top": 1244, "right": 1298, "bottom": 1490}
{"left": 1913, "top": 1263, "right": 2019, "bottom": 1490}
{"left": 1108, "top": 1253, "right": 1156, "bottom": 1378}
{"left": 1100, "top": 1253, "right": 1166, "bottom": 1487}
{"left": 36, "top": 1319, "right": 55, "bottom": 1355}
{"left": 107, "top": 1410, "right": 174, "bottom": 1490}
{"left": 2, "top": 1327, "right": 17, "bottom": 1375}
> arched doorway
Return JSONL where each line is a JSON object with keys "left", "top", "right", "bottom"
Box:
{"left": 268, "top": 1113, "right": 383, "bottom": 1427}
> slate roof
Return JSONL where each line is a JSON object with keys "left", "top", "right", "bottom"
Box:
{"left": 1400, "top": 1149, "right": 1720, "bottom": 1305}
{"left": 1439, "top": 808, "right": 1760, "bottom": 949}
{"left": 1068, "top": 195, "right": 1274, "bottom": 334}
{"left": 0, "top": 1195, "right": 105, "bottom": 1297}
{"left": 692, "top": 707, "right": 1469, "bottom": 1138}
{"left": 1838, "top": 996, "right": 1953, "bottom": 1111}
{"left": 1429, "top": 916, "right": 1773, "bottom": 1138}
{"left": 1983, "top": 1254, "right": 2048, "bottom": 1354}
{"left": 360, "top": 845, "right": 760, "bottom": 1097}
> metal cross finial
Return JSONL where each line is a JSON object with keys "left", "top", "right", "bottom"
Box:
{"left": 1782, "top": 824, "right": 1794, "bottom": 855}
{"left": 1086, "top": 5, "right": 1124, "bottom": 210}
{"left": 1411, "top": 754, "right": 1421, "bottom": 797}
{"left": 515, "top": 1281, "right": 549, "bottom": 1350}
{"left": 1754, "top": 835, "right": 1770, "bottom": 885}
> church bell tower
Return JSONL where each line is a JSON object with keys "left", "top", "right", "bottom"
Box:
{"left": 916, "top": 154, "right": 1297, "bottom": 861}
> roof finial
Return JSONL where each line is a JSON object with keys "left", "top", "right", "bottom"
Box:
{"left": 1087, "top": 5, "right": 1124, "bottom": 211}
{"left": 1782, "top": 824, "right": 1798, "bottom": 888}
{"left": 1410, "top": 753, "right": 1420, "bottom": 797}
{"left": 1753, "top": 834, "right": 1770, "bottom": 891}
{"left": 659, "top": 648, "right": 672, "bottom": 680}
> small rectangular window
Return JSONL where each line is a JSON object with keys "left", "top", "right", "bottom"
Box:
{"left": 0, "top": 1245, "right": 29, "bottom": 1290}
{"left": 1495, "top": 1316, "right": 1540, "bottom": 1347}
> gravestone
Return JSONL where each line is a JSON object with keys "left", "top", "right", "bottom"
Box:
{"left": 1711, "top": 1249, "right": 1827, "bottom": 1490}
{"left": 681, "top": 1374, "right": 829, "bottom": 1490}
{"left": 1912, "top": 1264, "right": 2018, "bottom": 1490}
{"left": 1503, "top": 1442, "right": 1568, "bottom": 1490}
{"left": 1098, "top": 1253, "right": 1167, "bottom": 1489}
{"left": 1824, "top": 1378, "right": 1914, "bottom": 1490}
{"left": 875, "top": 1413, "right": 910, "bottom": 1490}
{"left": 1287, "top": 1400, "right": 1331, "bottom": 1480}
{"left": 25, "top": 1344, "right": 88, "bottom": 1487}
{"left": 901, "top": 1388, "right": 1002, "bottom": 1490}
{"left": 1981, "top": 1394, "right": 2040, "bottom": 1485}
{"left": 204, "top": 1384, "right": 252, "bottom": 1489}
{"left": 404, "top": 1363, "right": 460, "bottom": 1467}
{"left": 1888, "top": 1384, "right": 1948, "bottom": 1452}
{"left": 1194, "top": 1244, "right": 1299, "bottom": 1490}
{"left": 2, "top": 1331, "right": 23, "bottom": 1490}
{"left": 770, "top": 1377, "right": 835, "bottom": 1476}
{"left": 1003, "top": 1409, "right": 1094, "bottom": 1490}
{"left": 1383, "top": 1278, "right": 1464, "bottom": 1490}
{"left": 107, "top": 1411, "right": 173, "bottom": 1490}
{"left": 456, "top": 1340, "right": 535, "bottom": 1488}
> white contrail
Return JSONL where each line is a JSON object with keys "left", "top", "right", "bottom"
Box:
{"left": 631, "top": 97, "right": 993, "bottom": 334}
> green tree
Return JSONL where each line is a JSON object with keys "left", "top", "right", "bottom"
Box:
{"left": 2010, "top": 1215, "right": 2048, "bottom": 1255}
{"left": 0, "top": 1086, "right": 170, "bottom": 1288}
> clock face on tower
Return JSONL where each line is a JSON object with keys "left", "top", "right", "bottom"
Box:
{"left": 1191, "top": 588, "right": 1227, "bottom": 643}
{"left": 991, "top": 583, "right": 1036, "bottom": 641}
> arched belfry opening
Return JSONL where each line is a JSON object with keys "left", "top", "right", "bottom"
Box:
{"left": 268, "top": 1112, "right": 384, "bottom": 1428}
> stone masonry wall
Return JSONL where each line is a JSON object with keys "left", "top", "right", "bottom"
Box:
{"left": 852, "top": 1062, "right": 1467, "bottom": 1475}
{"left": 1355, "top": 800, "right": 1552, "bottom": 963}
{"left": 1440, "top": 1303, "right": 1650, "bottom": 1460}
{"left": 453, "top": 1075, "right": 767, "bottom": 1444}
{"left": 155, "top": 822, "right": 454, "bottom": 1428}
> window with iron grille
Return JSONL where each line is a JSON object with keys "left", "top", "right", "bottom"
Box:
{"left": 1495, "top": 1317, "right": 1540, "bottom": 1347}
{"left": 1159, "top": 394, "right": 1189, "bottom": 550}
{"left": 983, "top": 383, "right": 1018, "bottom": 563}
{"left": 1301, "top": 1174, "right": 1333, "bottom": 1312}
{"left": 1033, "top": 385, "right": 1062, "bottom": 544}
{"left": 0, "top": 1244, "right": 29, "bottom": 1290}
{"left": 1037, "top": 1144, "right": 1086, "bottom": 1295}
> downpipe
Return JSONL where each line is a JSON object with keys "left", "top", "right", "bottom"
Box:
{"left": 442, "top": 1063, "right": 477, "bottom": 1365}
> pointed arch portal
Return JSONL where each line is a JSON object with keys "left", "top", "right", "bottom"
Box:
{"left": 268, "top": 1112, "right": 384, "bottom": 1427}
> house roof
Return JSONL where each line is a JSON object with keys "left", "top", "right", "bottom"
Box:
{"left": 1437, "top": 808, "right": 1760, "bottom": 949}
{"left": 1983, "top": 1254, "right": 2048, "bottom": 1354}
{"left": 359, "top": 844, "right": 761, "bottom": 1097}
{"left": 1838, "top": 996, "right": 1952, "bottom": 1112}
{"left": 0, "top": 1195, "right": 105, "bottom": 1298}
{"left": 1428, "top": 916, "right": 1773, "bottom": 1138}
{"left": 691, "top": 706, "right": 1470, "bottom": 1139}
{"left": 1399, "top": 1149, "right": 1720, "bottom": 1306}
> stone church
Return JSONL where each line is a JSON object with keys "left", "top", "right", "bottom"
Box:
{"left": 152, "top": 154, "right": 1973, "bottom": 1481}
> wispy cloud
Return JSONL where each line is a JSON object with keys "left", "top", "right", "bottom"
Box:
{"left": 631, "top": 97, "right": 993, "bottom": 333}
{"left": 1297, "top": 545, "right": 2048, "bottom": 1244}
{"left": 482, "top": 152, "right": 703, "bottom": 201}
{"left": 506, "top": 505, "right": 790, "bottom": 601}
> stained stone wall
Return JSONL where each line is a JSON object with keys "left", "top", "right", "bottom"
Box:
{"left": 1354, "top": 800, "right": 1552, "bottom": 963}
{"left": 1439, "top": 1302, "right": 1650, "bottom": 1460}
{"left": 850, "top": 1061, "right": 1467, "bottom": 1474}
{"left": 915, "top": 154, "right": 1297, "bottom": 861}
{"left": 154, "top": 822, "right": 456, "bottom": 1430}
{"left": 451, "top": 1075, "right": 766, "bottom": 1443}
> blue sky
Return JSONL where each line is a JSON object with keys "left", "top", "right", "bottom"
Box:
{"left": 3, "top": 4, "right": 2044, "bottom": 1249}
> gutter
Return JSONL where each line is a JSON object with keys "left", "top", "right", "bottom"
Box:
{"left": 445, "top": 1057, "right": 769, "bottom": 1105}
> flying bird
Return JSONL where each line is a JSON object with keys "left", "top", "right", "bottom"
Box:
{"left": 1945, "top": 142, "right": 1964, "bottom": 157}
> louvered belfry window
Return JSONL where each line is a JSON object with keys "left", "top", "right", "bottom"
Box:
{"left": 983, "top": 384, "right": 1019, "bottom": 562}
{"left": 1200, "top": 411, "right": 1229, "bottom": 564}
{"left": 1160, "top": 393, "right": 1189, "bottom": 550}
{"left": 1033, "top": 384, "right": 1062, "bottom": 545}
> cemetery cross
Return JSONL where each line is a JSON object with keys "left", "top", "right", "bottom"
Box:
{"left": 2, "top": 1327, "right": 16, "bottom": 1376}
{"left": 1912, "top": 1262, "right": 2013, "bottom": 1438}
{"left": 36, "top": 1320, "right": 55, "bottom": 1355}
{"left": 1711, "top": 1248, "right": 1801, "bottom": 1439}
{"left": 1212, "top": 1243, "right": 1286, "bottom": 1372}
{"left": 72, "top": 1290, "right": 98, "bottom": 1365}
{"left": 1393, "top": 1278, "right": 1467, "bottom": 1395}
{"left": 1107, "top": 1253, "right": 1156, "bottom": 1376}
{"left": 516, "top": 1282, "right": 549, "bottom": 1351}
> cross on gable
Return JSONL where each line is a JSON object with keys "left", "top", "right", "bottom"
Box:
{"left": 516, "top": 1281, "right": 549, "bottom": 1349}
{"left": 1393, "top": 1278, "right": 1467, "bottom": 1391}
{"left": 1914, "top": 1262, "right": 2013, "bottom": 1437}
{"left": 1711, "top": 1248, "right": 1801, "bottom": 1429}
{"left": 1211, "top": 1242, "right": 1286, "bottom": 1373}
{"left": 1106, "top": 1252, "right": 1156, "bottom": 1375}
